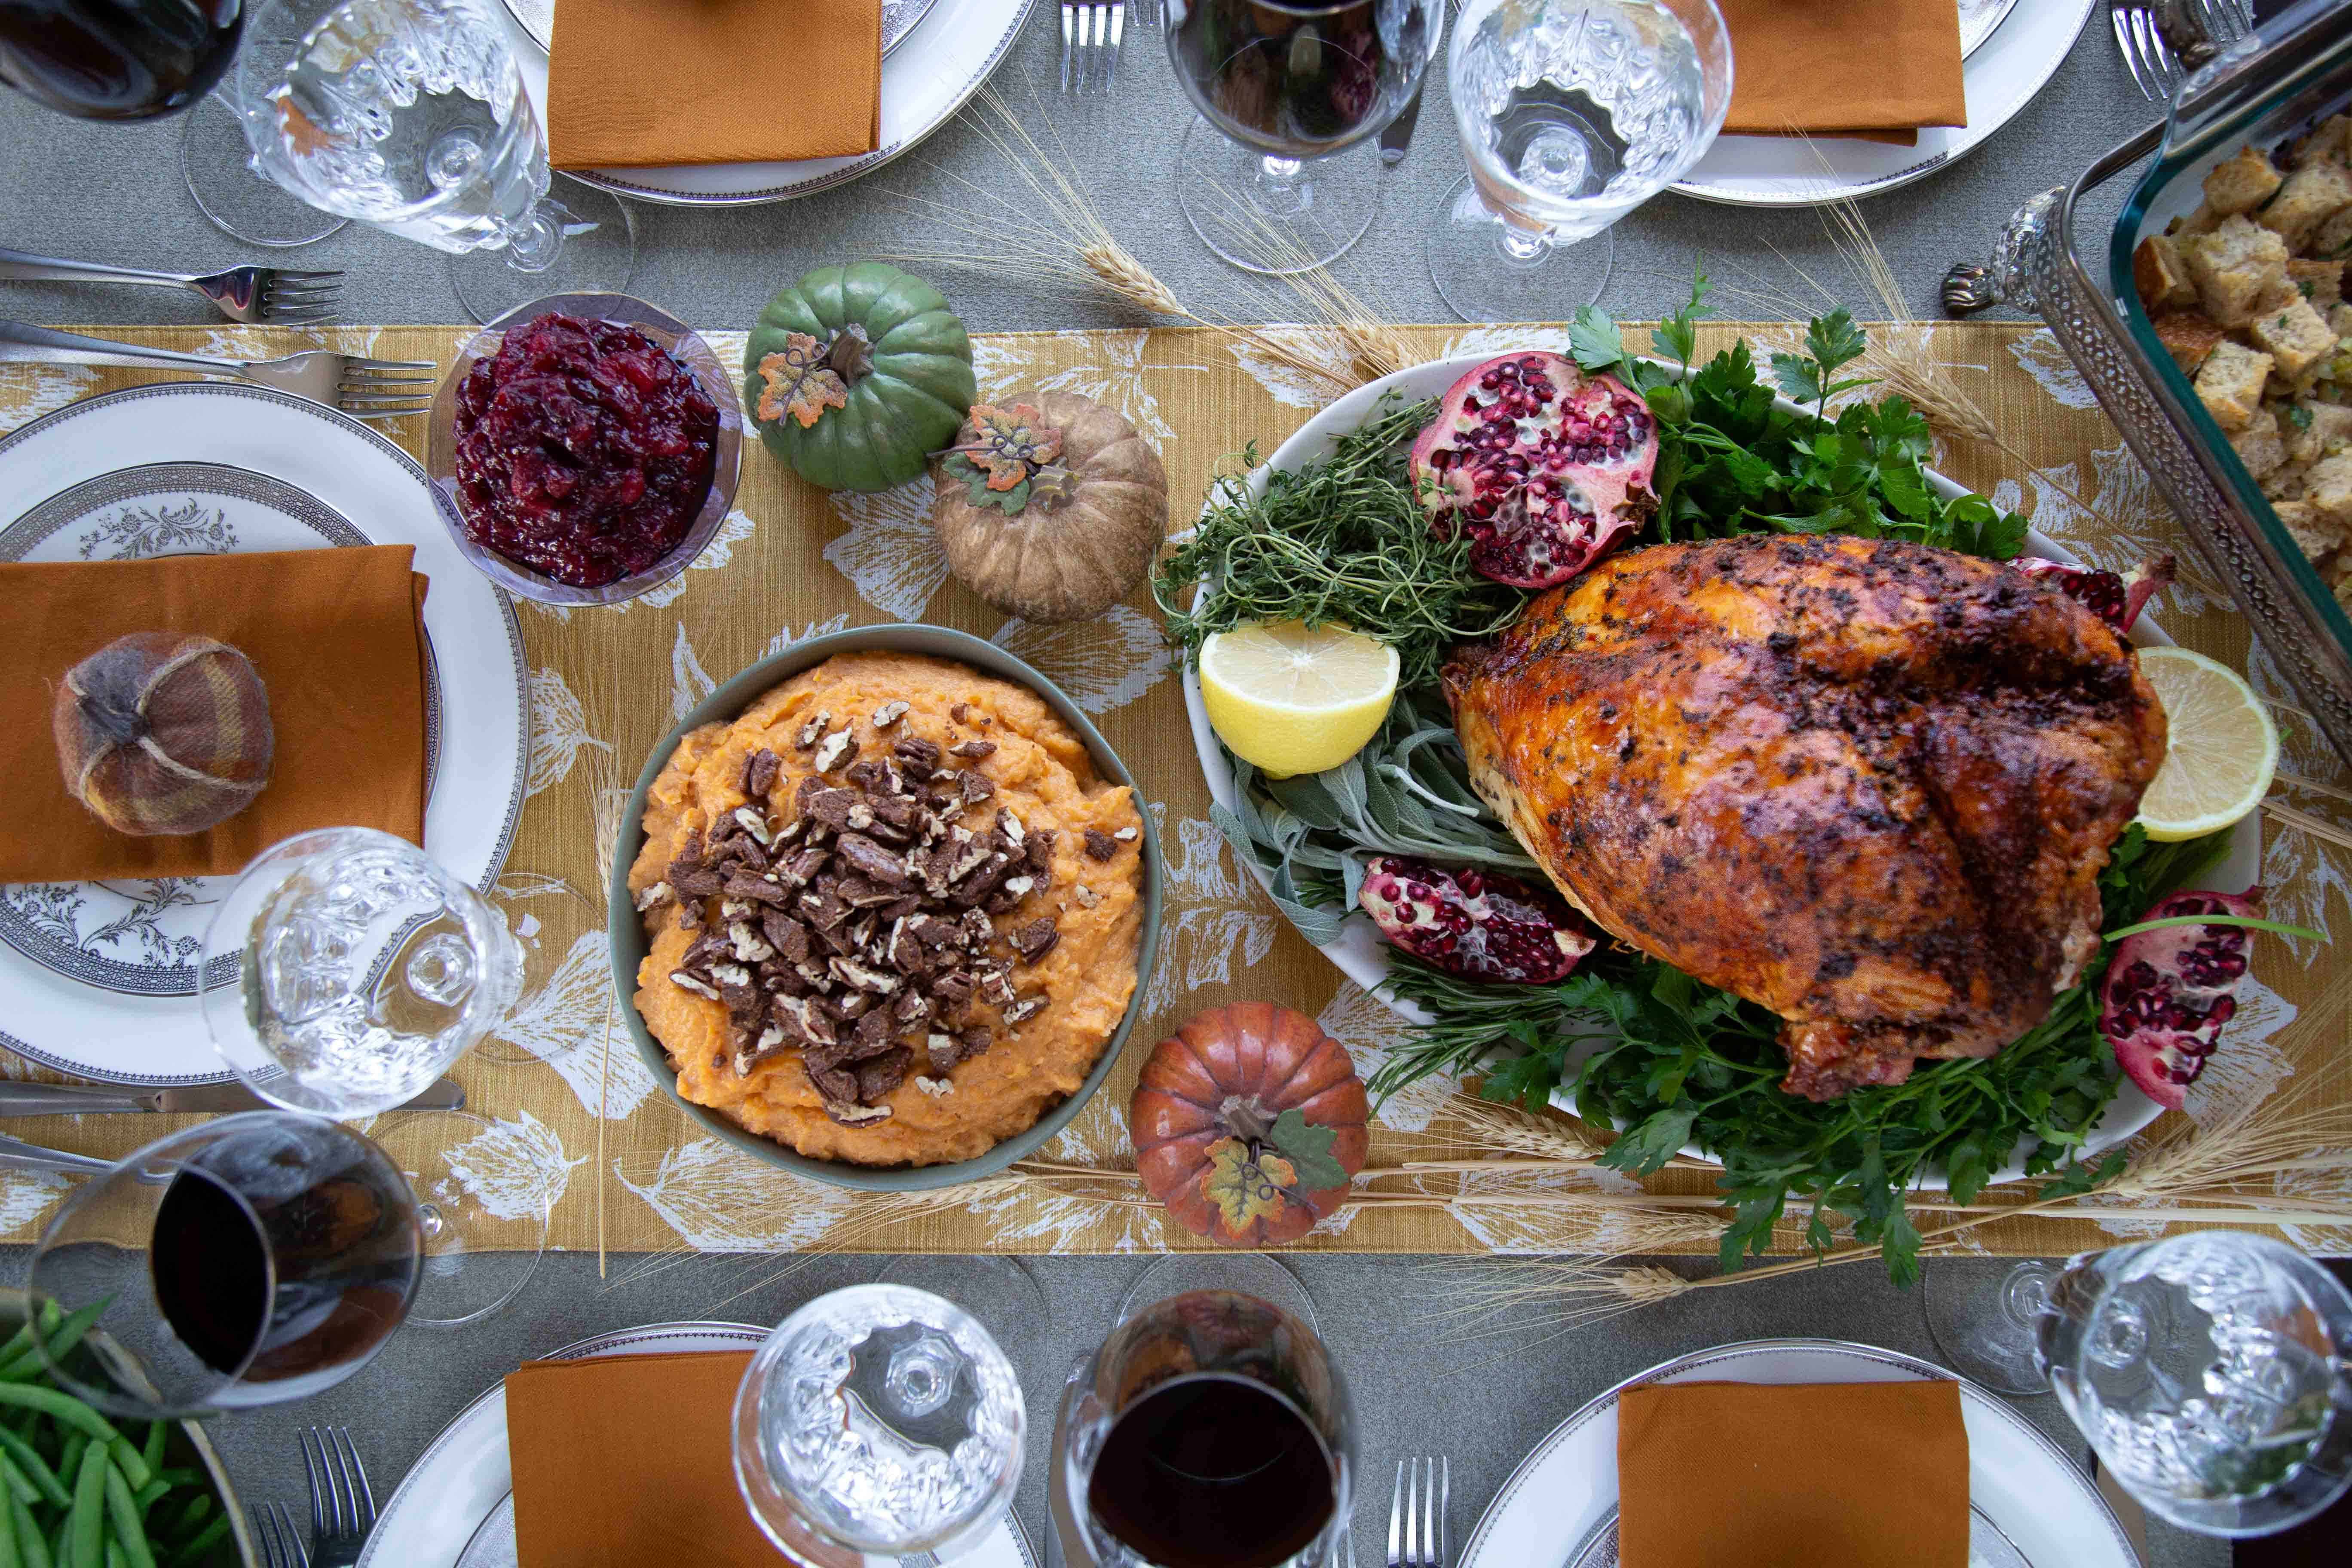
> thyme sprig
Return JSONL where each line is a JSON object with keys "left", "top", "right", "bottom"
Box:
{"left": 1152, "top": 395, "right": 1525, "bottom": 692}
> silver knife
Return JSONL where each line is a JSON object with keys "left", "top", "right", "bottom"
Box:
{"left": 0, "top": 1078, "right": 466, "bottom": 1117}
{"left": 1380, "top": 83, "right": 1426, "bottom": 167}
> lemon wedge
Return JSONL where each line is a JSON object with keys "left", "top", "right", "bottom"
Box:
{"left": 1199, "top": 621, "right": 1400, "bottom": 778}
{"left": 2135, "top": 645, "right": 2278, "bottom": 841}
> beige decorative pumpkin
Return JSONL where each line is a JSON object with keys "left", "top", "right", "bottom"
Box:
{"left": 53, "top": 632, "right": 273, "bottom": 836}
{"left": 931, "top": 391, "right": 1168, "bottom": 622}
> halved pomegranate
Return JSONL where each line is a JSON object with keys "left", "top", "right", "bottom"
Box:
{"left": 2013, "top": 553, "right": 2175, "bottom": 634}
{"left": 1407, "top": 352, "right": 1659, "bottom": 589}
{"left": 1358, "top": 856, "right": 1596, "bottom": 984}
{"left": 2098, "top": 886, "right": 2264, "bottom": 1111}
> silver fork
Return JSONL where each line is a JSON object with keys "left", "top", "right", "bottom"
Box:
{"left": 0, "top": 322, "right": 434, "bottom": 421}
{"left": 0, "top": 248, "right": 343, "bottom": 325}
{"left": 251, "top": 1501, "right": 310, "bottom": 1568}
{"left": 1387, "top": 1455, "right": 1449, "bottom": 1568}
{"left": 1060, "top": 0, "right": 1126, "bottom": 95}
{"left": 302, "top": 1427, "right": 377, "bottom": 1568}
{"left": 2110, "top": 0, "right": 2252, "bottom": 101}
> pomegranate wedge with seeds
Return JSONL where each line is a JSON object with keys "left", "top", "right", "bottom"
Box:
{"left": 1357, "top": 856, "right": 1596, "bottom": 984}
{"left": 2098, "top": 887, "right": 2265, "bottom": 1111}
{"left": 2013, "top": 553, "right": 2176, "bottom": 634}
{"left": 1408, "top": 352, "right": 1660, "bottom": 589}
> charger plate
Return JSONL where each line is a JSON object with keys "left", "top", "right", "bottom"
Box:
{"left": 0, "top": 386, "right": 527, "bottom": 1083}
{"left": 1458, "top": 1338, "right": 2137, "bottom": 1568}
{"left": 357, "top": 1320, "right": 1041, "bottom": 1568}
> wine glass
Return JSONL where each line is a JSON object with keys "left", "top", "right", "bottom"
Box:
{"left": 1926, "top": 1232, "right": 2352, "bottom": 1538}
{"left": 26, "top": 1112, "right": 421, "bottom": 1419}
{"left": 1165, "top": 0, "right": 1442, "bottom": 274}
{"left": 216, "top": 0, "right": 635, "bottom": 322}
{"left": 0, "top": 0, "right": 242, "bottom": 120}
{"left": 201, "top": 827, "right": 523, "bottom": 1118}
{"left": 732, "top": 1284, "right": 1026, "bottom": 1568}
{"left": 1430, "top": 0, "right": 1731, "bottom": 320}
{"left": 1054, "top": 1287, "right": 1354, "bottom": 1568}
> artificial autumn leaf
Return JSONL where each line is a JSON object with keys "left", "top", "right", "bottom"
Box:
{"left": 1267, "top": 1108, "right": 1350, "bottom": 1191}
{"left": 755, "top": 333, "right": 850, "bottom": 429}
{"left": 958, "top": 402, "right": 1063, "bottom": 491}
{"left": 1201, "top": 1136, "right": 1299, "bottom": 1230}
{"left": 945, "top": 453, "right": 1031, "bottom": 515}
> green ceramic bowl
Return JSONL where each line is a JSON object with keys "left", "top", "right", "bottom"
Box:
{"left": 0, "top": 1289, "right": 256, "bottom": 1567}
{"left": 606, "top": 623, "right": 1164, "bottom": 1192}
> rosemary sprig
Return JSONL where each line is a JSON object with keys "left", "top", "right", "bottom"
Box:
{"left": 1153, "top": 395, "right": 1526, "bottom": 691}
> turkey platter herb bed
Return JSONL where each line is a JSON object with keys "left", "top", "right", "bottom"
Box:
{"left": 1159, "top": 281, "right": 2288, "bottom": 1281}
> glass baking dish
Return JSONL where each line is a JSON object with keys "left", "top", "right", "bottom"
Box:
{"left": 1955, "top": 0, "right": 2352, "bottom": 766}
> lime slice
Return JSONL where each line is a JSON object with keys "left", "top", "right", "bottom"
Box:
{"left": 2135, "top": 645, "right": 2278, "bottom": 841}
{"left": 1200, "top": 622, "right": 1400, "bottom": 778}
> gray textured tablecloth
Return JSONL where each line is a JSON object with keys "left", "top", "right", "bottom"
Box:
{"left": 0, "top": 9, "right": 2227, "bottom": 1567}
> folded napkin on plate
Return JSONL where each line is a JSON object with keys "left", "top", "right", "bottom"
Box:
{"left": 1617, "top": 1379, "right": 1969, "bottom": 1568}
{"left": 547, "top": 0, "right": 882, "bottom": 169}
{"left": 506, "top": 1351, "right": 791, "bottom": 1567}
{"left": 0, "top": 546, "right": 428, "bottom": 884}
{"left": 1718, "top": 0, "right": 1966, "bottom": 146}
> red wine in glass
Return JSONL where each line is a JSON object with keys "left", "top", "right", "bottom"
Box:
{"left": 1085, "top": 1372, "right": 1339, "bottom": 1568}
{"left": 0, "top": 0, "right": 244, "bottom": 121}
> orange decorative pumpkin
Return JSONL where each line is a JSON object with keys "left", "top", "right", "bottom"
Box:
{"left": 1131, "top": 1003, "right": 1369, "bottom": 1247}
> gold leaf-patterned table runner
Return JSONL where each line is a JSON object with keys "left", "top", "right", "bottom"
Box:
{"left": 0, "top": 320, "right": 2345, "bottom": 1261}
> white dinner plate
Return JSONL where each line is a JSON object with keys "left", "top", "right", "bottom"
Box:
{"left": 506, "top": 0, "right": 1035, "bottom": 207}
{"left": 0, "top": 385, "right": 527, "bottom": 1084}
{"left": 1180, "top": 352, "right": 2261, "bottom": 1182}
{"left": 501, "top": 0, "right": 943, "bottom": 61}
{"left": 357, "top": 1320, "right": 1042, "bottom": 1568}
{"left": 1673, "top": 0, "right": 2098, "bottom": 208}
{"left": 1458, "top": 1338, "right": 2139, "bottom": 1568}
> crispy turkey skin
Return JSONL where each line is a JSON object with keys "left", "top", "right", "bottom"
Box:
{"left": 1443, "top": 534, "right": 2168, "bottom": 1100}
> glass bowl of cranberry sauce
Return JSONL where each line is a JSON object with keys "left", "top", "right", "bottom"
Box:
{"left": 427, "top": 293, "right": 742, "bottom": 607}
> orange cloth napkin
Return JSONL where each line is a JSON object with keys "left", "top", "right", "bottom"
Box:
{"left": 506, "top": 1351, "right": 797, "bottom": 1567}
{"left": 1616, "top": 1380, "right": 1969, "bottom": 1568}
{"left": 1719, "top": 0, "right": 1967, "bottom": 146}
{"left": 0, "top": 547, "right": 428, "bottom": 883}
{"left": 547, "top": 0, "right": 882, "bottom": 168}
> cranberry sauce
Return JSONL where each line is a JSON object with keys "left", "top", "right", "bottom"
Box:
{"left": 451, "top": 312, "right": 720, "bottom": 589}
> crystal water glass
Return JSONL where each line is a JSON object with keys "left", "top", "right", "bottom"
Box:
{"left": 733, "top": 1284, "right": 1026, "bottom": 1568}
{"left": 217, "top": 0, "right": 634, "bottom": 321}
{"left": 201, "top": 827, "right": 522, "bottom": 1118}
{"left": 1430, "top": 0, "right": 1731, "bottom": 319}
{"left": 1165, "top": 0, "right": 1442, "bottom": 273}
{"left": 1927, "top": 1232, "right": 2352, "bottom": 1538}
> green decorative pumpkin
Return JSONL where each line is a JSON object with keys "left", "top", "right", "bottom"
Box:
{"left": 744, "top": 263, "right": 977, "bottom": 493}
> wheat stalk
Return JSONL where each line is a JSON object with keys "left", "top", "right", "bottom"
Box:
{"left": 2266, "top": 798, "right": 2352, "bottom": 852}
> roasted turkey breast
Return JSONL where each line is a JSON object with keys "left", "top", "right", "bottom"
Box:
{"left": 1443, "top": 534, "right": 2168, "bottom": 1100}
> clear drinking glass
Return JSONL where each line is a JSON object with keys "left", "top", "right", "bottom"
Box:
{"left": 200, "top": 827, "right": 523, "bottom": 1118}
{"left": 1165, "top": 0, "right": 1442, "bottom": 273}
{"left": 1430, "top": 0, "right": 1731, "bottom": 319}
{"left": 25, "top": 1112, "right": 420, "bottom": 1419}
{"left": 1054, "top": 1288, "right": 1354, "bottom": 1568}
{"left": 1926, "top": 1233, "right": 2352, "bottom": 1538}
{"left": 217, "top": 0, "right": 634, "bottom": 321}
{"left": 733, "top": 1284, "right": 1026, "bottom": 1568}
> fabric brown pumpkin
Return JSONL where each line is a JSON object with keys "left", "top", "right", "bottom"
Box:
{"left": 1131, "top": 1002, "right": 1369, "bottom": 1247}
{"left": 53, "top": 631, "right": 274, "bottom": 836}
{"left": 931, "top": 392, "right": 1169, "bottom": 622}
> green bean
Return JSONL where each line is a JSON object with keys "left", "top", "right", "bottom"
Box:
{"left": 162, "top": 1514, "right": 223, "bottom": 1568}
{"left": 0, "top": 1455, "right": 35, "bottom": 1509}
{"left": 41, "top": 1520, "right": 60, "bottom": 1568}
{"left": 68, "top": 1443, "right": 105, "bottom": 1568}
{"left": 101, "top": 1467, "right": 152, "bottom": 1568}
{"left": 101, "top": 1548, "right": 122, "bottom": 1568}
{"left": 56, "top": 1439, "right": 83, "bottom": 1496}
{"left": 10, "top": 1491, "right": 50, "bottom": 1568}
{"left": 100, "top": 1447, "right": 145, "bottom": 1498}
{"left": 0, "top": 1429, "right": 67, "bottom": 1511}
{"left": 0, "top": 1390, "right": 116, "bottom": 1448}
{"left": 159, "top": 1500, "right": 204, "bottom": 1544}
{"left": 135, "top": 1429, "right": 160, "bottom": 1482}
{"left": 0, "top": 1325, "right": 40, "bottom": 1382}
{"left": 0, "top": 1307, "right": 109, "bottom": 1388}
{"left": 0, "top": 1468, "right": 20, "bottom": 1568}
{"left": 126, "top": 1483, "right": 163, "bottom": 1516}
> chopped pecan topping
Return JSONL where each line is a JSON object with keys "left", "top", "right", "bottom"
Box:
{"left": 1023, "top": 830, "right": 1056, "bottom": 873}
{"left": 730, "top": 806, "right": 776, "bottom": 848}
{"left": 872, "top": 700, "right": 909, "bottom": 729}
{"left": 670, "top": 970, "right": 721, "bottom": 1001}
{"left": 893, "top": 736, "right": 942, "bottom": 770}
{"left": 1113, "top": 827, "right": 1138, "bottom": 842}
{"left": 812, "top": 729, "right": 856, "bottom": 773}
{"left": 727, "top": 921, "right": 775, "bottom": 963}
{"left": 723, "top": 872, "right": 791, "bottom": 908}
{"left": 915, "top": 1075, "right": 953, "bottom": 1097}
{"left": 961, "top": 771, "right": 996, "bottom": 805}
{"left": 793, "top": 709, "right": 832, "bottom": 750}
{"left": 1072, "top": 884, "right": 1101, "bottom": 909}
{"left": 633, "top": 880, "right": 673, "bottom": 912}
{"left": 1010, "top": 917, "right": 1060, "bottom": 961}
{"left": 949, "top": 738, "right": 998, "bottom": 760}
{"left": 836, "top": 832, "right": 912, "bottom": 887}
{"left": 762, "top": 910, "right": 812, "bottom": 963}
{"left": 845, "top": 758, "right": 885, "bottom": 791}
{"left": 959, "top": 1025, "right": 993, "bottom": 1059}
{"left": 743, "top": 749, "right": 781, "bottom": 799}
{"left": 1002, "top": 995, "right": 1047, "bottom": 1026}
{"left": 1083, "top": 829, "right": 1118, "bottom": 861}
{"left": 925, "top": 1032, "right": 960, "bottom": 1075}
{"left": 857, "top": 1047, "right": 913, "bottom": 1102}
{"left": 830, "top": 956, "right": 902, "bottom": 995}
{"left": 823, "top": 1099, "right": 891, "bottom": 1127}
